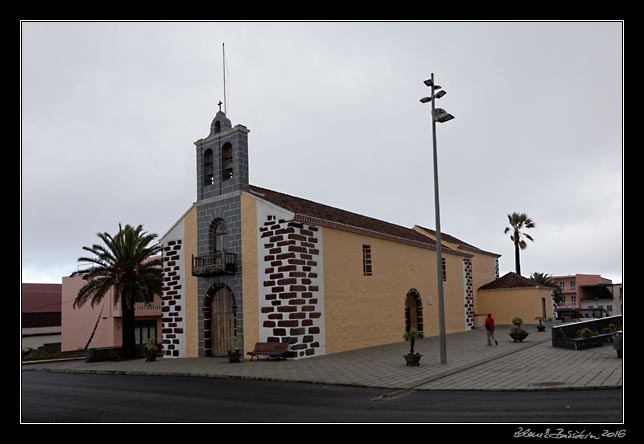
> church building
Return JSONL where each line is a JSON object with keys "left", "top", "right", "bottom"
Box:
{"left": 159, "top": 109, "right": 501, "bottom": 359}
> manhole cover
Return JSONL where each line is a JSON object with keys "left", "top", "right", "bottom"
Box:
{"left": 531, "top": 381, "right": 566, "bottom": 387}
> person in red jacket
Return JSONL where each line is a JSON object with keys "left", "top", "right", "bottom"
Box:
{"left": 485, "top": 313, "right": 498, "bottom": 346}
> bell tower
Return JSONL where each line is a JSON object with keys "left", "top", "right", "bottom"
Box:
{"left": 194, "top": 105, "right": 249, "bottom": 201}
{"left": 192, "top": 105, "right": 250, "bottom": 356}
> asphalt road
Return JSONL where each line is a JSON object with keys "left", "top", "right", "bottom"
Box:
{"left": 21, "top": 370, "right": 623, "bottom": 423}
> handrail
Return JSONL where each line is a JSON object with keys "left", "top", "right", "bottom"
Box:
{"left": 192, "top": 252, "right": 236, "bottom": 276}
{"left": 113, "top": 301, "right": 162, "bottom": 315}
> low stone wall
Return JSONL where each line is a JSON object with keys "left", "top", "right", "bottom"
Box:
{"left": 84, "top": 344, "right": 159, "bottom": 362}
{"left": 551, "top": 314, "right": 621, "bottom": 350}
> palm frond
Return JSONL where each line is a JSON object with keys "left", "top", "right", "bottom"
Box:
{"left": 74, "top": 276, "right": 115, "bottom": 308}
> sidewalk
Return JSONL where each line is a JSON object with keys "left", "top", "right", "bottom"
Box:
{"left": 28, "top": 327, "right": 622, "bottom": 391}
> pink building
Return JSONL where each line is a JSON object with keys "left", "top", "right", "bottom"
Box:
{"left": 61, "top": 274, "right": 162, "bottom": 352}
{"left": 551, "top": 274, "right": 619, "bottom": 315}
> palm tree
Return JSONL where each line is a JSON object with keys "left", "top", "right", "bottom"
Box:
{"left": 504, "top": 212, "right": 536, "bottom": 276}
{"left": 531, "top": 272, "right": 564, "bottom": 306}
{"left": 72, "top": 224, "right": 162, "bottom": 359}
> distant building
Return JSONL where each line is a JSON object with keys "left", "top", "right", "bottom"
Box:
{"left": 612, "top": 283, "right": 623, "bottom": 314}
{"left": 551, "top": 274, "right": 620, "bottom": 316}
{"left": 61, "top": 274, "right": 162, "bottom": 352}
{"left": 477, "top": 272, "right": 555, "bottom": 325}
{"left": 22, "top": 283, "right": 62, "bottom": 351}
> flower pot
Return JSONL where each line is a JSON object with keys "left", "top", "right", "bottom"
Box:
{"left": 536, "top": 325, "right": 546, "bottom": 332}
{"left": 145, "top": 351, "right": 157, "bottom": 362}
{"left": 404, "top": 353, "right": 422, "bottom": 366}
{"left": 509, "top": 332, "right": 529, "bottom": 342}
{"left": 85, "top": 349, "right": 96, "bottom": 363}
{"left": 228, "top": 351, "right": 241, "bottom": 363}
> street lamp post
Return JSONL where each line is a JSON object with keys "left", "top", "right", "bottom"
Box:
{"left": 421, "top": 73, "right": 454, "bottom": 365}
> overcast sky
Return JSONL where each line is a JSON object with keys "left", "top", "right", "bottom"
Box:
{"left": 21, "top": 21, "right": 623, "bottom": 285}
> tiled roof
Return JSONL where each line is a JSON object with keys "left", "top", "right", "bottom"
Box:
{"left": 478, "top": 272, "right": 543, "bottom": 291}
{"left": 249, "top": 185, "right": 469, "bottom": 253}
{"left": 414, "top": 225, "right": 500, "bottom": 257}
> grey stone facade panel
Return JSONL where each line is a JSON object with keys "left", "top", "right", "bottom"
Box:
{"left": 196, "top": 196, "right": 244, "bottom": 357}
{"left": 195, "top": 127, "right": 249, "bottom": 202}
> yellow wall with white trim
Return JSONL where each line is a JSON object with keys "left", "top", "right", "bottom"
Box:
{"left": 183, "top": 206, "right": 199, "bottom": 357}
{"left": 477, "top": 287, "right": 554, "bottom": 326}
{"left": 411, "top": 226, "right": 499, "bottom": 328}
{"left": 322, "top": 227, "right": 468, "bottom": 354}
{"left": 470, "top": 254, "right": 499, "bottom": 327}
{"left": 241, "top": 193, "right": 260, "bottom": 355}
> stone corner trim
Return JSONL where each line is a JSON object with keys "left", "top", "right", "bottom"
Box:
{"left": 162, "top": 239, "right": 184, "bottom": 358}
{"left": 463, "top": 257, "right": 474, "bottom": 330}
{"left": 259, "top": 215, "right": 325, "bottom": 358}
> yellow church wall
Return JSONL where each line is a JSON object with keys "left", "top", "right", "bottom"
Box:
{"left": 470, "top": 254, "right": 498, "bottom": 327}
{"left": 322, "top": 227, "right": 469, "bottom": 354}
{"left": 241, "top": 193, "right": 260, "bottom": 355}
{"left": 411, "top": 225, "right": 499, "bottom": 328}
{"left": 477, "top": 287, "right": 554, "bottom": 326}
{"left": 183, "top": 206, "right": 199, "bottom": 358}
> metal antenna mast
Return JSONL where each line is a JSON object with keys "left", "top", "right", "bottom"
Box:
{"left": 223, "top": 42, "right": 227, "bottom": 114}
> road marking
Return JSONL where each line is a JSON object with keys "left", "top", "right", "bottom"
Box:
{"left": 370, "top": 390, "right": 416, "bottom": 402}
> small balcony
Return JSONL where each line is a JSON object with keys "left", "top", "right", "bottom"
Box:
{"left": 192, "top": 252, "right": 236, "bottom": 277}
{"left": 113, "top": 301, "right": 162, "bottom": 317}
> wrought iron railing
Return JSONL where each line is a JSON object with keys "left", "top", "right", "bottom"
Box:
{"left": 192, "top": 252, "right": 236, "bottom": 276}
{"left": 113, "top": 301, "right": 162, "bottom": 316}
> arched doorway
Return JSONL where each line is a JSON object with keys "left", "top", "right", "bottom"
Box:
{"left": 204, "top": 284, "right": 236, "bottom": 357}
{"left": 405, "top": 288, "right": 424, "bottom": 334}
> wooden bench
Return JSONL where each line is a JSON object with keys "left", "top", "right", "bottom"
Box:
{"left": 246, "top": 342, "right": 289, "bottom": 361}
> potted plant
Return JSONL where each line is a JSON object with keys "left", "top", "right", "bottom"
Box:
{"left": 228, "top": 335, "right": 242, "bottom": 363}
{"left": 535, "top": 316, "right": 546, "bottom": 332}
{"left": 144, "top": 338, "right": 158, "bottom": 362}
{"left": 85, "top": 348, "right": 97, "bottom": 363}
{"left": 601, "top": 323, "right": 617, "bottom": 343}
{"left": 509, "top": 317, "right": 529, "bottom": 342}
{"left": 403, "top": 327, "right": 423, "bottom": 366}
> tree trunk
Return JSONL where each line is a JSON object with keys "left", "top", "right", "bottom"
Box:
{"left": 514, "top": 237, "right": 521, "bottom": 276}
{"left": 121, "top": 291, "right": 137, "bottom": 359}
{"left": 410, "top": 337, "right": 415, "bottom": 354}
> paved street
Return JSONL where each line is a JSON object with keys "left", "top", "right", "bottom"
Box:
{"left": 21, "top": 371, "right": 623, "bottom": 423}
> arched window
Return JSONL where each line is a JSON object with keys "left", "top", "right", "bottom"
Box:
{"left": 214, "top": 120, "right": 221, "bottom": 134}
{"left": 204, "top": 149, "right": 214, "bottom": 186}
{"left": 222, "top": 142, "right": 233, "bottom": 181}
{"left": 213, "top": 220, "right": 227, "bottom": 253}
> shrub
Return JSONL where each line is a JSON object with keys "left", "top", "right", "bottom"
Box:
{"left": 601, "top": 324, "right": 617, "bottom": 334}
{"left": 511, "top": 317, "right": 527, "bottom": 334}
{"left": 578, "top": 327, "right": 597, "bottom": 338}
{"left": 144, "top": 337, "right": 158, "bottom": 355}
{"left": 403, "top": 328, "right": 423, "bottom": 355}
{"left": 230, "top": 335, "right": 242, "bottom": 352}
